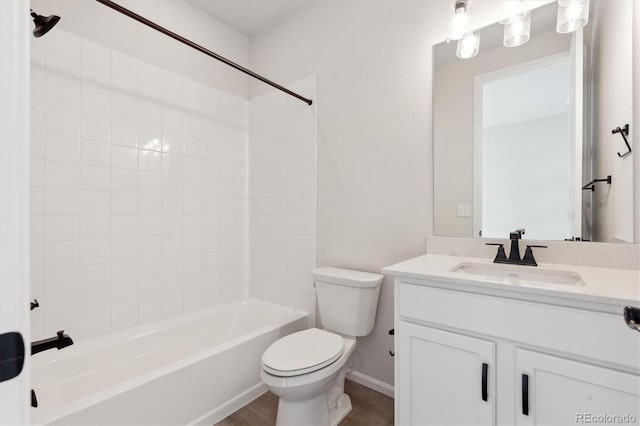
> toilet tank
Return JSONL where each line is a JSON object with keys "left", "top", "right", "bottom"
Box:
{"left": 312, "top": 267, "right": 383, "bottom": 337}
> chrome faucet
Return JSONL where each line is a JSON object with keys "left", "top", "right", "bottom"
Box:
{"left": 486, "top": 229, "right": 546, "bottom": 266}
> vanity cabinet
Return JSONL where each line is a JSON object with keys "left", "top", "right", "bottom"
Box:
{"left": 397, "top": 321, "right": 495, "bottom": 425}
{"left": 393, "top": 280, "right": 640, "bottom": 426}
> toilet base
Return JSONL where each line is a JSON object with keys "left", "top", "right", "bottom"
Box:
{"left": 276, "top": 391, "right": 329, "bottom": 426}
{"left": 328, "top": 391, "right": 352, "bottom": 426}
{"left": 274, "top": 386, "right": 352, "bottom": 426}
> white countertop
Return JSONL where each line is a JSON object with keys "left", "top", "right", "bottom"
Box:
{"left": 382, "top": 254, "right": 640, "bottom": 308}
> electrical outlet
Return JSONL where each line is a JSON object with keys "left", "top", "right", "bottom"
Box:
{"left": 457, "top": 204, "right": 471, "bottom": 217}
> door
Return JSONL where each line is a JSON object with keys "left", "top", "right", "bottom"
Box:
{"left": 397, "top": 321, "right": 495, "bottom": 425}
{"left": 473, "top": 53, "right": 573, "bottom": 240}
{"left": 0, "top": 0, "right": 31, "bottom": 423}
{"left": 516, "top": 349, "right": 640, "bottom": 425}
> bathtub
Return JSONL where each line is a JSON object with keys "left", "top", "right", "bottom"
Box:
{"left": 31, "top": 299, "right": 308, "bottom": 425}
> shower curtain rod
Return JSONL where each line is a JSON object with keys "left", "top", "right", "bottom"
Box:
{"left": 94, "top": 0, "right": 313, "bottom": 105}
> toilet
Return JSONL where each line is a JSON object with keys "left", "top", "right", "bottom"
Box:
{"left": 260, "top": 267, "right": 383, "bottom": 426}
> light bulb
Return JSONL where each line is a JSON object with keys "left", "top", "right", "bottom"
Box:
{"left": 499, "top": 0, "right": 526, "bottom": 25}
{"left": 450, "top": 10, "right": 469, "bottom": 40}
{"left": 452, "top": 12, "right": 469, "bottom": 28}
{"left": 558, "top": 0, "right": 586, "bottom": 7}
{"left": 449, "top": 0, "right": 470, "bottom": 41}
{"left": 504, "top": 10, "right": 530, "bottom": 47}
{"left": 456, "top": 31, "right": 480, "bottom": 59}
{"left": 557, "top": 0, "right": 589, "bottom": 33}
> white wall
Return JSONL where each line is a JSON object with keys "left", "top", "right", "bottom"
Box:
{"left": 250, "top": 0, "right": 554, "bottom": 388}
{"left": 30, "top": 0, "right": 250, "bottom": 99}
{"left": 590, "top": 0, "right": 634, "bottom": 243}
{"left": 249, "top": 76, "right": 317, "bottom": 324}
{"left": 30, "top": 28, "right": 249, "bottom": 342}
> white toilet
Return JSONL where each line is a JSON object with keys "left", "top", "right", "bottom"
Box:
{"left": 260, "top": 267, "right": 383, "bottom": 426}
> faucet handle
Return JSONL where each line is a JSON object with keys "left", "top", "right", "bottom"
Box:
{"left": 522, "top": 245, "right": 547, "bottom": 266}
{"left": 486, "top": 243, "right": 507, "bottom": 263}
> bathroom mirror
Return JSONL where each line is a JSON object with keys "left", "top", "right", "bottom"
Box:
{"left": 433, "top": 1, "right": 635, "bottom": 243}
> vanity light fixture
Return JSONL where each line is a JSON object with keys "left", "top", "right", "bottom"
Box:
{"left": 556, "top": 0, "right": 589, "bottom": 34}
{"left": 498, "top": 0, "right": 526, "bottom": 25}
{"left": 503, "top": 10, "right": 531, "bottom": 47}
{"left": 449, "top": 0, "right": 470, "bottom": 41}
{"left": 457, "top": 31, "right": 480, "bottom": 59}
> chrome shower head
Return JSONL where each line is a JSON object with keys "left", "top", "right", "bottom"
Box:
{"left": 30, "top": 9, "right": 60, "bottom": 38}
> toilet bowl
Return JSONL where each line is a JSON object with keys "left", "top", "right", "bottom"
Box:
{"left": 260, "top": 267, "right": 383, "bottom": 426}
{"left": 261, "top": 328, "right": 356, "bottom": 426}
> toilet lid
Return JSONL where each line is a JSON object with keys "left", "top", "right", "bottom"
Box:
{"left": 262, "top": 328, "right": 344, "bottom": 377}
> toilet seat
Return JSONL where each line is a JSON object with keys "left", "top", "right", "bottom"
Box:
{"left": 262, "top": 328, "right": 344, "bottom": 377}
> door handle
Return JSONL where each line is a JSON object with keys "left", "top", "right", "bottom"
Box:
{"left": 481, "top": 363, "right": 488, "bottom": 401}
{"left": 0, "top": 332, "right": 25, "bottom": 382}
{"left": 623, "top": 306, "right": 640, "bottom": 332}
{"left": 522, "top": 373, "right": 529, "bottom": 416}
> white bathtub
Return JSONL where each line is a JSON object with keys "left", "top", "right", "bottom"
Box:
{"left": 31, "top": 299, "right": 308, "bottom": 425}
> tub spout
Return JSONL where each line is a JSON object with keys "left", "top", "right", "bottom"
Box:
{"left": 31, "top": 330, "right": 73, "bottom": 355}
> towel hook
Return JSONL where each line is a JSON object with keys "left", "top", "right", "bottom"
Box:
{"left": 582, "top": 175, "right": 612, "bottom": 192}
{"left": 612, "top": 124, "right": 632, "bottom": 158}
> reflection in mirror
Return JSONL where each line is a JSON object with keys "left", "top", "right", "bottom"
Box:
{"left": 433, "top": 0, "right": 635, "bottom": 243}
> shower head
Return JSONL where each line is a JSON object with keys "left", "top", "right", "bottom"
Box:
{"left": 30, "top": 9, "right": 60, "bottom": 38}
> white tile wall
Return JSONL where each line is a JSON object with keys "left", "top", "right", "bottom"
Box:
{"left": 31, "top": 30, "right": 249, "bottom": 342}
{"left": 249, "top": 76, "right": 317, "bottom": 324}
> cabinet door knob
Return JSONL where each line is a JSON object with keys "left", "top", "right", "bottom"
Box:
{"left": 522, "top": 374, "right": 529, "bottom": 416}
{"left": 481, "top": 363, "right": 488, "bottom": 401}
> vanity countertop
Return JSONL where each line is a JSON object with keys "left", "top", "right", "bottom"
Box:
{"left": 382, "top": 254, "right": 640, "bottom": 309}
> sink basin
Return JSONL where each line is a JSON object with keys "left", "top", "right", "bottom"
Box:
{"left": 450, "top": 262, "right": 585, "bottom": 287}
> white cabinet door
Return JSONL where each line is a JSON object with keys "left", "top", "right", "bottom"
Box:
{"left": 397, "top": 321, "right": 495, "bottom": 426}
{"left": 516, "top": 349, "right": 640, "bottom": 426}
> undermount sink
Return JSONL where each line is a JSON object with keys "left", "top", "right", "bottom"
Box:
{"left": 450, "top": 262, "right": 585, "bottom": 287}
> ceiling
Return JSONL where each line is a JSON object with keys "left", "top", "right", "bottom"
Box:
{"left": 185, "top": 0, "right": 314, "bottom": 37}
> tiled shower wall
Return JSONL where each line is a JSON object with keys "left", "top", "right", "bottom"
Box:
{"left": 249, "top": 76, "right": 317, "bottom": 325}
{"left": 30, "top": 29, "right": 249, "bottom": 341}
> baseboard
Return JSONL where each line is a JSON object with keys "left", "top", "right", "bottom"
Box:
{"left": 190, "top": 382, "right": 268, "bottom": 425}
{"left": 346, "top": 370, "right": 394, "bottom": 398}
{"left": 191, "top": 371, "right": 392, "bottom": 425}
